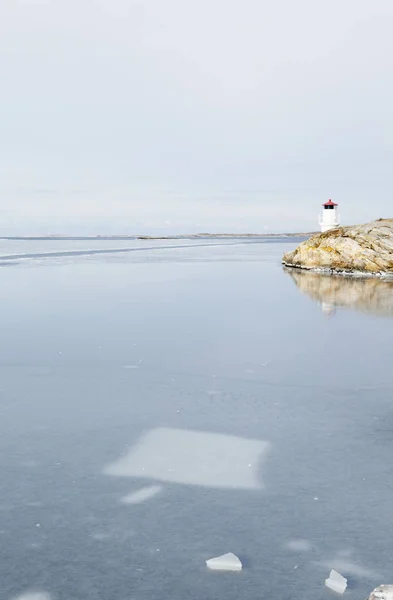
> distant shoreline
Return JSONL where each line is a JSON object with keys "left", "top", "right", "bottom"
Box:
{"left": 0, "top": 233, "right": 314, "bottom": 241}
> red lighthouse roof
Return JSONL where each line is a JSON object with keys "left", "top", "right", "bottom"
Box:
{"left": 323, "top": 199, "right": 338, "bottom": 206}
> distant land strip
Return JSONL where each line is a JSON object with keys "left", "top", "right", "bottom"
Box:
{"left": 0, "top": 233, "right": 314, "bottom": 241}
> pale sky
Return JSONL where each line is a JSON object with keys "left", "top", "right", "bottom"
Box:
{"left": 1, "top": 0, "right": 392, "bottom": 235}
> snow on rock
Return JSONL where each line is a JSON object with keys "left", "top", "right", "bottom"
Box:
{"left": 206, "top": 553, "right": 242, "bottom": 572}
{"left": 325, "top": 569, "right": 348, "bottom": 594}
{"left": 369, "top": 585, "right": 393, "bottom": 600}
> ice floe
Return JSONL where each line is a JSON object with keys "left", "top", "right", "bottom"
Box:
{"left": 206, "top": 553, "right": 242, "bottom": 572}
{"left": 104, "top": 427, "right": 269, "bottom": 490}
{"left": 325, "top": 569, "right": 347, "bottom": 594}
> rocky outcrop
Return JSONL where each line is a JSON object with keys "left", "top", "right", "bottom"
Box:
{"left": 369, "top": 585, "right": 393, "bottom": 600}
{"left": 282, "top": 219, "right": 393, "bottom": 276}
{"left": 284, "top": 267, "right": 393, "bottom": 318}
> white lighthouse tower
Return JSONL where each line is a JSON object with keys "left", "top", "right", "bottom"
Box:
{"left": 319, "top": 199, "right": 340, "bottom": 232}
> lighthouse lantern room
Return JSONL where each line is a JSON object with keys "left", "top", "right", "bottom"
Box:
{"left": 319, "top": 199, "right": 340, "bottom": 232}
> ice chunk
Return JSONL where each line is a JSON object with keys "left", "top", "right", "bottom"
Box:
{"left": 120, "top": 485, "right": 162, "bottom": 505}
{"left": 369, "top": 585, "right": 393, "bottom": 600}
{"left": 104, "top": 427, "right": 270, "bottom": 490}
{"left": 206, "top": 553, "right": 242, "bottom": 572}
{"left": 325, "top": 569, "right": 347, "bottom": 594}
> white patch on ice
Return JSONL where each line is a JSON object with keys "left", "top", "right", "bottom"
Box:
{"left": 12, "top": 593, "right": 51, "bottom": 600}
{"left": 317, "top": 559, "right": 379, "bottom": 579}
{"left": 120, "top": 485, "right": 162, "bottom": 505}
{"left": 19, "top": 461, "right": 38, "bottom": 468}
{"left": 104, "top": 427, "right": 270, "bottom": 490}
{"left": 122, "top": 365, "right": 140, "bottom": 370}
{"left": 325, "top": 569, "right": 347, "bottom": 594}
{"left": 206, "top": 553, "right": 242, "bottom": 572}
{"left": 91, "top": 533, "right": 111, "bottom": 541}
{"left": 286, "top": 539, "right": 312, "bottom": 552}
{"left": 336, "top": 549, "right": 353, "bottom": 558}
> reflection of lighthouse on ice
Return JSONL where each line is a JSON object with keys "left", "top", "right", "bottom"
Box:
{"left": 319, "top": 199, "right": 340, "bottom": 232}
{"left": 320, "top": 301, "right": 337, "bottom": 318}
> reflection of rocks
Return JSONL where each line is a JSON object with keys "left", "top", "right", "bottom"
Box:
{"left": 285, "top": 267, "right": 393, "bottom": 318}
{"left": 282, "top": 219, "right": 393, "bottom": 275}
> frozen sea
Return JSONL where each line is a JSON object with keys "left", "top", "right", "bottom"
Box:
{"left": 1, "top": 236, "right": 393, "bottom": 600}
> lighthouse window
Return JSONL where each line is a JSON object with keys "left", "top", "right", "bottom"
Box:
{"left": 325, "top": 205, "right": 334, "bottom": 209}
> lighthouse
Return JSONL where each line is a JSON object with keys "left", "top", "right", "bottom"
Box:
{"left": 319, "top": 199, "right": 340, "bottom": 232}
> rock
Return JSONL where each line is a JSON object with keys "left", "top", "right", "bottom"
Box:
{"left": 282, "top": 219, "right": 393, "bottom": 276}
{"left": 284, "top": 267, "right": 393, "bottom": 318}
{"left": 369, "top": 585, "right": 393, "bottom": 600}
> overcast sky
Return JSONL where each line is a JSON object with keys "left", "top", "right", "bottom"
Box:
{"left": 1, "top": 0, "right": 392, "bottom": 234}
